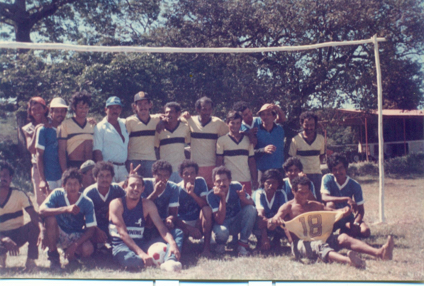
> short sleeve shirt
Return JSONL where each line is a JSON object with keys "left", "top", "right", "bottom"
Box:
{"left": 155, "top": 121, "right": 191, "bottom": 172}
{"left": 207, "top": 182, "right": 249, "bottom": 219}
{"left": 141, "top": 178, "right": 180, "bottom": 220}
{"left": 282, "top": 178, "right": 317, "bottom": 201}
{"left": 255, "top": 123, "right": 285, "bottom": 171}
{"left": 183, "top": 116, "right": 229, "bottom": 167}
{"left": 240, "top": 117, "right": 262, "bottom": 132}
{"left": 126, "top": 114, "right": 161, "bottom": 161}
{"left": 252, "top": 188, "right": 287, "bottom": 219}
{"left": 0, "top": 188, "right": 33, "bottom": 231}
{"left": 57, "top": 118, "right": 94, "bottom": 156}
{"left": 35, "top": 126, "right": 62, "bottom": 181}
{"left": 93, "top": 117, "right": 129, "bottom": 164}
{"left": 321, "top": 174, "right": 365, "bottom": 209}
{"left": 288, "top": 133, "right": 325, "bottom": 174}
{"left": 216, "top": 134, "right": 254, "bottom": 182}
{"left": 177, "top": 177, "right": 208, "bottom": 221}
{"left": 42, "top": 188, "right": 97, "bottom": 234}
{"left": 83, "top": 183, "right": 126, "bottom": 233}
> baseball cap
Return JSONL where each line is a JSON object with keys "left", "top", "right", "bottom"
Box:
{"left": 257, "top": 103, "right": 276, "bottom": 115}
{"left": 80, "top": 160, "right": 95, "bottom": 173}
{"left": 134, "top": 91, "right": 150, "bottom": 103}
{"left": 29, "top": 97, "right": 46, "bottom": 107}
{"left": 50, "top": 97, "right": 68, "bottom": 108}
{"left": 106, "top": 96, "right": 123, "bottom": 107}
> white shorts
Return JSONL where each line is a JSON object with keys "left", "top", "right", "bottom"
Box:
{"left": 113, "top": 165, "right": 129, "bottom": 183}
{"left": 57, "top": 227, "right": 83, "bottom": 249}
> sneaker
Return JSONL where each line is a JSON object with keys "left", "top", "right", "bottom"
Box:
{"left": 48, "top": 250, "right": 61, "bottom": 271}
{"left": 237, "top": 245, "right": 249, "bottom": 256}
{"left": 0, "top": 254, "right": 6, "bottom": 268}
{"left": 214, "top": 244, "right": 226, "bottom": 254}
{"left": 160, "top": 260, "right": 182, "bottom": 272}
{"left": 25, "top": 258, "right": 39, "bottom": 272}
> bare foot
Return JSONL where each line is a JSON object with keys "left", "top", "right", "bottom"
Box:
{"left": 381, "top": 235, "right": 394, "bottom": 260}
{"left": 347, "top": 250, "right": 366, "bottom": 269}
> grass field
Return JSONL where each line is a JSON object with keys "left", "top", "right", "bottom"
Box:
{"left": 0, "top": 175, "right": 423, "bottom": 281}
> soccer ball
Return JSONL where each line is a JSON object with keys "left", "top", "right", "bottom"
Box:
{"left": 147, "top": 242, "right": 168, "bottom": 266}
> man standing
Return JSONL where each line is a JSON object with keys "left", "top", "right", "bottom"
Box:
{"left": 58, "top": 90, "right": 94, "bottom": 171}
{"left": 206, "top": 166, "right": 257, "bottom": 256}
{"left": 83, "top": 161, "right": 126, "bottom": 246}
{"left": 125, "top": 91, "right": 161, "bottom": 178}
{"left": 155, "top": 102, "right": 190, "bottom": 183}
{"left": 109, "top": 174, "right": 182, "bottom": 271}
{"left": 36, "top": 97, "right": 68, "bottom": 196}
{"left": 321, "top": 153, "right": 370, "bottom": 238}
{"left": 255, "top": 104, "right": 285, "bottom": 176}
{"left": 40, "top": 168, "right": 96, "bottom": 269}
{"left": 289, "top": 111, "right": 325, "bottom": 202}
{"left": 93, "top": 96, "right": 129, "bottom": 182}
{"left": 216, "top": 110, "right": 258, "bottom": 194}
{"left": 0, "top": 161, "right": 40, "bottom": 270}
{"left": 182, "top": 96, "right": 229, "bottom": 188}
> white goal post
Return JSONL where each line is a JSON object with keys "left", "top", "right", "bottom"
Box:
{"left": 0, "top": 35, "right": 387, "bottom": 223}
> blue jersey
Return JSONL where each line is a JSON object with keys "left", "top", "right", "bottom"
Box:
{"left": 321, "top": 174, "right": 365, "bottom": 209}
{"left": 35, "top": 126, "right": 62, "bottom": 181}
{"left": 252, "top": 189, "right": 288, "bottom": 219}
{"left": 282, "top": 178, "right": 316, "bottom": 201}
{"left": 109, "top": 196, "right": 146, "bottom": 246}
{"left": 207, "top": 182, "right": 249, "bottom": 220}
{"left": 255, "top": 123, "right": 285, "bottom": 171}
{"left": 83, "top": 183, "right": 126, "bottom": 234}
{"left": 240, "top": 117, "right": 262, "bottom": 132}
{"left": 42, "top": 188, "right": 96, "bottom": 234}
{"left": 177, "top": 177, "right": 208, "bottom": 221}
{"left": 141, "top": 178, "right": 180, "bottom": 220}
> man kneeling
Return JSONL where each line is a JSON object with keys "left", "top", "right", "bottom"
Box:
{"left": 109, "top": 174, "right": 182, "bottom": 271}
{"left": 40, "top": 168, "right": 96, "bottom": 270}
{"left": 269, "top": 176, "right": 394, "bottom": 268}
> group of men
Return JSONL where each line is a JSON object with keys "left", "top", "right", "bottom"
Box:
{"left": 0, "top": 91, "right": 394, "bottom": 273}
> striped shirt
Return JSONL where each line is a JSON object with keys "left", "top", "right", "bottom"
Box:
{"left": 0, "top": 188, "right": 33, "bottom": 231}
{"left": 57, "top": 118, "right": 94, "bottom": 156}
{"left": 288, "top": 133, "right": 325, "bottom": 174}
{"left": 126, "top": 114, "right": 161, "bottom": 161}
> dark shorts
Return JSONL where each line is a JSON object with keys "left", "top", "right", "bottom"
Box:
{"left": 68, "top": 160, "right": 85, "bottom": 169}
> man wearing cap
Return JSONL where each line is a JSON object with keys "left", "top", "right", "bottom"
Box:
{"left": 125, "top": 91, "right": 161, "bottom": 178}
{"left": 58, "top": 90, "right": 94, "bottom": 171}
{"left": 80, "top": 160, "right": 96, "bottom": 190}
{"left": 93, "top": 96, "right": 129, "bottom": 182}
{"left": 35, "top": 97, "right": 68, "bottom": 196}
{"left": 255, "top": 103, "right": 286, "bottom": 178}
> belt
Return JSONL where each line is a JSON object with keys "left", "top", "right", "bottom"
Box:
{"left": 111, "top": 161, "right": 125, "bottom": 166}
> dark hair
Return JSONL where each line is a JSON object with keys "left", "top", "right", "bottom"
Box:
{"left": 92, "top": 161, "right": 115, "bottom": 178}
{"left": 260, "top": 169, "right": 283, "bottom": 189}
{"left": 291, "top": 176, "right": 311, "bottom": 192}
{"left": 27, "top": 99, "right": 48, "bottom": 123}
{"left": 0, "top": 160, "right": 14, "bottom": 177}
{"left": 152, "top": 160, "right": 173, "bottom": 176}
{"left": 283, "top": 157, "right": 303, "bottom": 172}
{"left": 299, "top": 111, "right": 318, "bottom": 125}
{"left": 327, "top": 153, "right": 349, "bottom": 172}
{"left": 164, "top": 102, "right": 182, "bottom": 113}
{"left": 71, "top": 90, "right": 92, "bottom": 111}
{"left": 178, "top": 160, "right": 199, "bottom": 177}
{"left": 62, "top": 168, "right": 82, "bottom": 186}
{"left": 212, "top": 166, "right": 232, "bottom": 182}
{"left": 123, "top": 174, "right": 145, "bottom": 188}
{"left": 232, "top": 101, "right": 249, "bottom": 113}
{"left": 195, "top": 96, "right": 213, "bottom": 110}
{"left": 225, "top": 110, "right": 243, "bottom": 124}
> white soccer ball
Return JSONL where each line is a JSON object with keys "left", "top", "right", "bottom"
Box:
{"left": 147, "top": 242, "right": 168, "bottom": 266}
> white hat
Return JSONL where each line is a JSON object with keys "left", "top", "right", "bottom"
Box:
{"left": 50, "top": 97, "right": 68, "bottom": 108}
